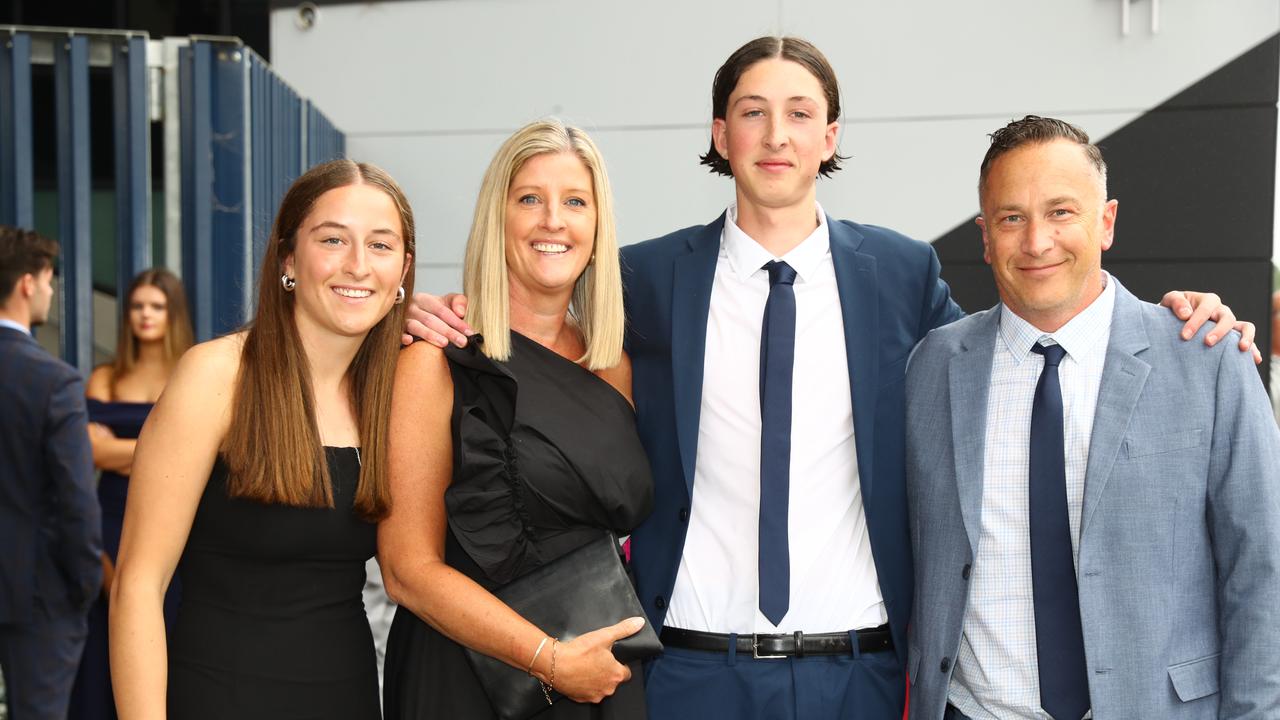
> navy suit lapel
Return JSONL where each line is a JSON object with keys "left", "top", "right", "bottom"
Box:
{"left": 829, "top": 219, "right": 880, "bottom": 498}
{"left": 1081, "top": 282, "right": 1150, "bottom": 538}
{"left": 949, "top": 309, "right": 999, "bottom": 555}
{"left": 670, "top": 215, "right": 724, "bottom": 495}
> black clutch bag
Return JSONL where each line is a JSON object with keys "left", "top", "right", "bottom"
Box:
{"left": 463, "top": 531, "right": 663, "bottom": 720}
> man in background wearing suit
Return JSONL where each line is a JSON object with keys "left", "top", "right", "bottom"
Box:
{"left": 0, "top": 226, "right": 102, "bottom": 720}
{"left": 905, "top": 116, "right": 1280, "bottom": 720}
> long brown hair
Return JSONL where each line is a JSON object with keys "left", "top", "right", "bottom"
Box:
{"left": 110, "top": 268, "right": 194, "bottom": 391}
{"left": 221, "top": 159, "right": 416, "bottom": 520}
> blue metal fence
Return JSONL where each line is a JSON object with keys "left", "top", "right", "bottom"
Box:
{"left": 181, "top": 37, "right": 345, "bottom": 340}
{"left": 0, "top": 27, "right": 346, "bottom": 365}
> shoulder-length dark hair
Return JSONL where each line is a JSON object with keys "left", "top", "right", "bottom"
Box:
{"left": 699, "top": 36, "right": 848, "bottom": 177}
{"left": 111, "top": 268, "right": 193, "bottom": 390}
{"left": 222, "top": 159, "right": 416, "bottom": 521}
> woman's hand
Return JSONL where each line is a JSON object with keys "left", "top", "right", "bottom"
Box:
{"left": 535, "top": 617, "right": 644, "bottom": 703}
{"left": 402, "top": 292, "right": 472, "bottom": 347}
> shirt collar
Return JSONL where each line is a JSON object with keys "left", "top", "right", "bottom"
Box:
{"left": 722, "top": 202, "right": 830, "bottom": 283}
{"left": 0, "top": 318, "right": 31, "bottom": 335}
{"left": 998, "top": 271, "right": 1116, "bottom": 364}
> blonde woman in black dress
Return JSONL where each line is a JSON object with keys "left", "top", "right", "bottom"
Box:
{"left": 380, "top": 119, "right": 652, "bottom": 719}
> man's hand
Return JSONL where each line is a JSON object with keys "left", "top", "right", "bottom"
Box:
{"left": 1160, "top": 290, "right": 1260, "bottom": 364}
{"left": 402, "top": 292, "right": 473, "bottom": 348}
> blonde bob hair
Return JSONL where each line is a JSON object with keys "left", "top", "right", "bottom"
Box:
{"left": 462, "top": 119, "right": 624, "bottom": 370}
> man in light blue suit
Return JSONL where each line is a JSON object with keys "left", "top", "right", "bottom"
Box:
{"left": 905, "top": 116, "right": 1280, "bottom": 720}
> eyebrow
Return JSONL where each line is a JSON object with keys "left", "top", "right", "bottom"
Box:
{"left": 509, "top": 185, "right": 594, "bottom": 196}
{"left": 731, "top": 94, "right": 819, "bottom": 107}
{"left": 310, "top": 220, "right": 400, "bottom": 239}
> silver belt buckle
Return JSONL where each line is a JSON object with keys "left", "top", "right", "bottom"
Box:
{"left": 751, "top": 634, "right": 786, "bottom": 659}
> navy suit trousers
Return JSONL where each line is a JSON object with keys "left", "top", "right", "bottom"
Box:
{"left": 645, "top": 644, "right": 904, "bottom": 720}
{"left": 0, "top": 603, "right": 89, "bottom": 720}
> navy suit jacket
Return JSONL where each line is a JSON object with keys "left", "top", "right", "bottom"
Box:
{"left": 0, "top": 326, "right": 101, "bottom": 622}
{"left": 621, "top": 213, "right": 963, "bottom": 666}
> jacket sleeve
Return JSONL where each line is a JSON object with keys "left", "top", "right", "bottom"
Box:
{"left": 43, "top": 368, "right": 103, "bottom": 611}
{"left": 1207, "top": 341, "right": 1280, "bottom": 718}
{"left": 917, "top": 243, "right": 965, "bottom": 340}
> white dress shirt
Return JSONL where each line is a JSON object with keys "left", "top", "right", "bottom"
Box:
{"left": 949, "top": 275, "right": 1116, "bottom": 720}
{"left": 0, "top": 318, "right": 31, "bottom": 335}
{"left": 664, "top": 203, "right": 888, "bottom": 634}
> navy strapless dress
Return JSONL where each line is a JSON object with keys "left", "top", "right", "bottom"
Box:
{"left": 69, "top": 400, "right": 180, "bottom": 720}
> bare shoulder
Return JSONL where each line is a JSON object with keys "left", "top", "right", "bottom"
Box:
{"left": 593, "top": 350, "right": 633, "bottom": 406}
{"left": 86, "top": 364, "right": 115, "bottom": 401}
{"left": 161, "top": 333, "right": 245, "bottom": 406}
{"left": 397, "top": 340, "right": 449, "bottom": 376}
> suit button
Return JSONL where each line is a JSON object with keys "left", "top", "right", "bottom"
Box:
{"left": 679, "top": 507, "right": 689, "bottom": 522}
{"left": 655, "top": 596, "right": 666, "bottom": 609}
{"left": 940, "top": 657, "right": 951, "bottom": 673}
{"left": 962, "top": 564, "right": 971, "bottom": 580}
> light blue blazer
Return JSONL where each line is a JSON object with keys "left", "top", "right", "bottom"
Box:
{"left": 904, "top": 279, "right": 1280, "bottom": 719}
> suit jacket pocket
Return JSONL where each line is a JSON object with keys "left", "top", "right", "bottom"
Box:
{"left": 1167, "top": 652, "right": 1221, "bottom": 702}
{"left": 1123, "top": 428, "right": 1204, "bottom": 459}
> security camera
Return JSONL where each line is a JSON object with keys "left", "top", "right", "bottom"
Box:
{"left": 296, "top": 2, "right": 319, "bottom": 30}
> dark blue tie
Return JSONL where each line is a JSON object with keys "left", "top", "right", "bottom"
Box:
{"left": 1029, "top": 342, "right": 1090, "bottom": 720}
{"left": 758, "top": 260, "right": 797, "bottom": 625}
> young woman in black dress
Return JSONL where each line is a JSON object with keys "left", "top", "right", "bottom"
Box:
{"left": 109, "top": 160, "right": 414, "bottom": 719}
{"left": 380, "top": 119, "right": 653, "bottom": 719}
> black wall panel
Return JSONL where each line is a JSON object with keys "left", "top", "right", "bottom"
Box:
{"left": 933, "top": 33, "right": 1279, "bottom": 388}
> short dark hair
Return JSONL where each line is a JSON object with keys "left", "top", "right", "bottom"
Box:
{"left": 979, "top": 115, "right": 1107, "bottom": 201}
{"left": 0, "top": 226, "right": 58, "bottom": 301}
{"left": 699, "top": 36, "right": 847, "bottom": 177}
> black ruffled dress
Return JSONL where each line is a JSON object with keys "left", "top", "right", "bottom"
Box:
{"left": 383, "top": 332, "right": 653, "bottom": 719}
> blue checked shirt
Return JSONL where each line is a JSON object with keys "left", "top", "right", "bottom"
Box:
{"left": 948, "top": 275, "right": 1115, "bottom": 720}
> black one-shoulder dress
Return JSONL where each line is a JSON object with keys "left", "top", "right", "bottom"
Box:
{"left": 383, "top": 332, "right": 653, "bottom": 719}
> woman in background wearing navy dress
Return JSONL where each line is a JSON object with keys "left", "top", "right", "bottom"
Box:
{"left": 69, "top": 268, "right": 192, "bottom": 720}
{"left": 109, "top": 159, "right": 414, "bottom": 719}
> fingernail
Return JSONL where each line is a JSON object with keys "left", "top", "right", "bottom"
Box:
{"left": 1207, "top": 334, "right": 1217, "bottom": 343}
{"left": 629, "top": 617, "right": 645, "bottom": 629}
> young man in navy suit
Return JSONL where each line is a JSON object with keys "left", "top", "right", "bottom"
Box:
{"left": 0, "top": 226, "right": 101, "bottom": 720}
{"left": 405, "top": 38, "right": 1251, "bottom": 720}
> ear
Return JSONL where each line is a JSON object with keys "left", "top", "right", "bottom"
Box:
{"left": 400, "top": 253, "right": 413, "bottom": 284}
{"left": 823, "top": 120, "right": 840, "bottom": 162}
{"left": 976, "top": 215, "right": 992, "bottom": 265}
{"left": 712, "top": 118, "right": 729, "bottom": 160}
{"left": 18, "top": 272, "right": 35, "bottom": 299}
{"left": 1100, "top": 198, "right": 1118, "bottom": 252}
{"left": 281, "top": 253, "right": 295, "bottom": 279}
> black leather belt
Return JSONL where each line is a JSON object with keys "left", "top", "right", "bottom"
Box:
{"left": 660, "top": 624, "right": 893, "bottom": 659}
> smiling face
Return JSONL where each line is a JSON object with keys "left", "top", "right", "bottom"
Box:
{"left": 712, "top": 58, "right": 839, "bottom": 215}
{"left": 503, "top": 151, "right": 596, "bottom": 304}
{"left": 283, "top": 182, "right": 410, "bottom": 340}
{"left": 128, "top": 284, "right": 168, "bottom": 343}
{"left": 977, "top": 138, "right": 1117, "bottom": 332}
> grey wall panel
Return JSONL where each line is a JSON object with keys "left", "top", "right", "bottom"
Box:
{"left": 787, "top": 0, "right": 1278, "bottom": 121}
{"left": 270, "top": 0, "right": 779, "bottom": 133}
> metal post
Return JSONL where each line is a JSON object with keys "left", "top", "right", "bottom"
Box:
{"left": 209, "top": 42, "right": 249, "bottom": 335}
{"left": 113, "top": 34, "right": 151, "bottom": 297}
{"left": 180, "top": 41, "right": 213, "bottom": 341}
{"left": 0, "top": 32, "right": 33, "bottom": 228}
{"left": 54, "top": 34, "right": 92, "bottom": 371}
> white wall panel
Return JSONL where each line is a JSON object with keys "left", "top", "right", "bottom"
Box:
{"left": 271, "top": 0, "right": 780, "bottom": 134}
{"left": 786, "top": 1, "right": 1278, "bottom": 120}
{"left": 273, "top": 0, "right": 1279, "bottom": 284}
